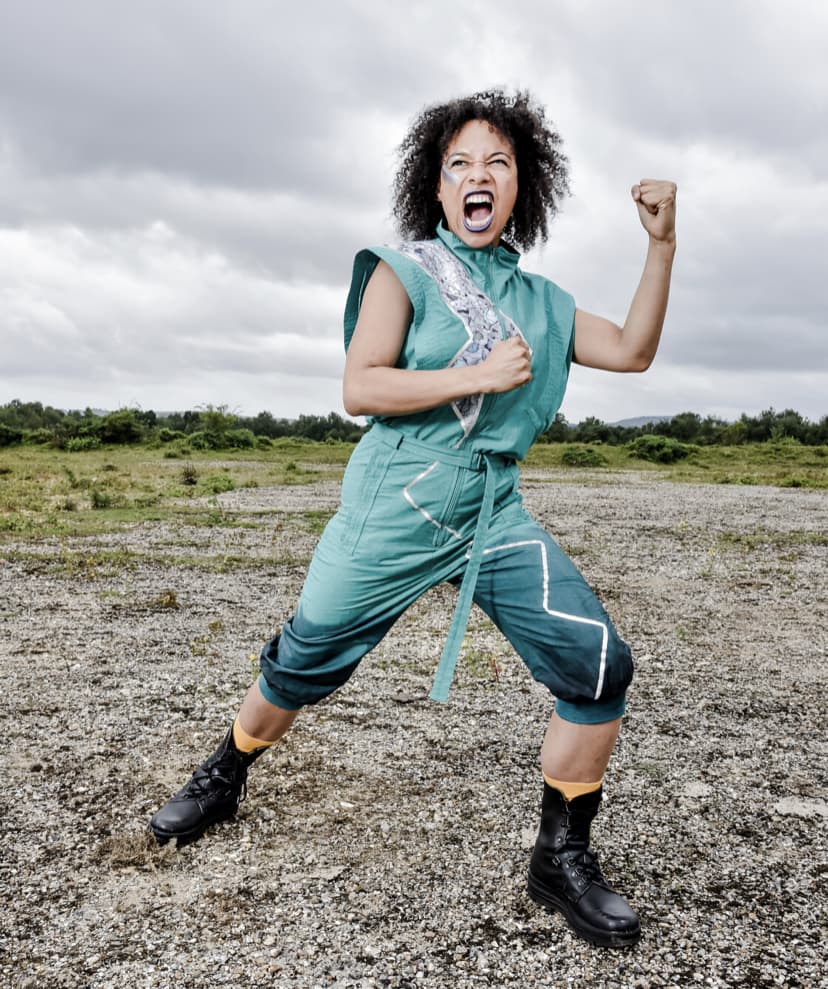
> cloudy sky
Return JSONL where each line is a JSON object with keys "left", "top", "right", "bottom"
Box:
{"left": 1, "top": 0, "right": 826, "bottom": 425}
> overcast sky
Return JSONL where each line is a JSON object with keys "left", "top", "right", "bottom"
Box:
{"left": 1, "top": 0, "right": 826, "bottom": 425}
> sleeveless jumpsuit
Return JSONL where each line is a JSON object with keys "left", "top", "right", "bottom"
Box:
{"left": 257, "top": 224, "right": 633, "bottom": 724}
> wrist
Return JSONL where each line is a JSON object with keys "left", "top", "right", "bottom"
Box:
{"left": 648, "top": 233, "right": 676, "bottom": 254}
{"left": 467, "top": 361, "right": 489, "bottom": 395}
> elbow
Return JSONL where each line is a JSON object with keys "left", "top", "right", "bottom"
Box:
{"left": 342, "top": 377, "right": 369, "bottom": 417}
{"left": 629, "top": 353, "right": 654, "bottom": 372}
{"left": 342, "top": 388, "right": 363, "bottom": 418}
{"left": 621, "top": 345, "right": 655, "bottom": 372}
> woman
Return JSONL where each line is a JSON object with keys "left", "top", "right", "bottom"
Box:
{"left": 150, "top": 89, "right": 677, "bottom": 949}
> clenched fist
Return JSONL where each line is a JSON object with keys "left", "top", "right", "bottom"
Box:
{"left": 632, "top": 179, "right": 677, "bottom": 244}
{"left": 478, "top": 336, "right": 533, "bottom": 394}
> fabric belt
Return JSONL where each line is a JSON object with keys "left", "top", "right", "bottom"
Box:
{"left": 372, "top": 421, "right": 513, "bottom": 702}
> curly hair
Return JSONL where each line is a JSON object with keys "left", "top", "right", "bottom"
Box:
{"left": 392, "top": 89, "right": 570, "bottom": 252}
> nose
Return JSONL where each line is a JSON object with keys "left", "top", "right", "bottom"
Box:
{"left": 468, "top": 159, "right": 492, "bottom": 182}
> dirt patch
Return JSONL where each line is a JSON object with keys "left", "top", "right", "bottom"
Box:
{"left": 2, "top": 470, "right": 826, "bottom": 988}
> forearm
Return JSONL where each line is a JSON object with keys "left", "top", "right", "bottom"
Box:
{"left": 620, "top": 236, "right": 676, "bottom": 370}
{"left": 343, "top": 363, "right": 483, "bottom": 417}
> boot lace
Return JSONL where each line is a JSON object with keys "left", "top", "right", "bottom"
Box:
{"left": 558, "top": 809, "right": 611, "bottom": 889}
{"left": 180, "top": 755, "right": 247, "bottom": 803}
{"left": 568, "top": 847, "right": 611, "bottom": 889}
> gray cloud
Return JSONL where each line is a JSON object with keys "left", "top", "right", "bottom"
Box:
{"left": 0, "top": 0, "right": 825, "bottom": 423}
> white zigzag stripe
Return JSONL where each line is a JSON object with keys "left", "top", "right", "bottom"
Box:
{"left": 480, "top": 539, "right": 609, "bottom": 700}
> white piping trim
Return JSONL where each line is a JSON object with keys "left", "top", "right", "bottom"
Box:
{"left": 481, "top": 538, "right": 609, "bottom": 700}
{"left": 402, "top": 462, "right": 464, "bottom": 541}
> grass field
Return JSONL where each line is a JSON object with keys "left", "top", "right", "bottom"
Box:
{"left": 0, "top": 437, "right": 825, "bottom": 541}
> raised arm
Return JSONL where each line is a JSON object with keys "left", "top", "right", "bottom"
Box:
{"left": 342, "top": 259, "right": 532, "bottom": 417}
{"left": 573, "top": 179, "right": 677, "bottom": 372}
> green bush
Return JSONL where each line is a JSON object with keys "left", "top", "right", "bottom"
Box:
{"left": 163, "top": 444, "right": 192, "bottom": 458}
{"left": 90, "top": 488, "right": 113, "bottom": 509}
{"left": 188, "top": 431, "right": 218, "bottom": 450}
{"left": 225, "top": 428, "right": 257, "bottom": 449}
{"left": 203, "top": 474, "right": 235, "bottom": 494}
{"left": 158, "top": 427, "right": 186, "bottom": 443}
{"left": 66, "top": 436, "right": 102, "bottom": 452}
{"left": 0, "top": 424, "right": 23, "bottom": 447}
{"left": 23, "top": 428, "right": 53, "bottom": 445}
{"left": 99, "top": 409, "right": 143, "bottom": 444}
{"left": 560, "top": 445, "right": 609, "bottom": 467}
{"left": 627, "top": 434, "right": 694, "bottom": 463}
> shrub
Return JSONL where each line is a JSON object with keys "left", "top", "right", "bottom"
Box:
{"left": 203, "top": 474, "right": 235, "bottom": 494}
{"left": 225, "top": 428, "right": 257, "bottom": 449}
{"left": 90, "top": 488, "right": 113, "bottom": 509}
{"left": 0, "top": 424, "right": 23, "bottom": 447}
{"left": 23, "top": 428, "right": 53, "bottom": 445}
{"left": 66, "top": 436, "right": 102, "bottom": 452}
{"left": 560, "top": 445, "right": 609, "bottom": 468}
{"left": 99, "top": 409, "right": 143, "bottom": 444}
{"left": 188, "top": 431, "right": 218, "bottom": 450}
{"left": 158, "top": 427, "right": 186, "bottom": 443}
{"left": 149, "top": 589, "right": 179, "bottom": 610}
{"left": 627, "top": 434, "right": 694, "bottom": 463}
{"left": 180, "top": 464, "right": 199, "bottom": 486}
{"left": 163, "top": 444, "right": 192, "bottom": 458}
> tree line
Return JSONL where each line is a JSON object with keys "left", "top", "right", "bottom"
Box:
{"left": 0, "top": 399, "right": 826, "bottom": 450}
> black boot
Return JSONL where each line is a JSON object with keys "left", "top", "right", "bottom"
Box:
{"left": 149, "top": 726, "right": 267, "bottom": 846}
{"left": 527, "top": 783, "right": 640, "bottom": 947}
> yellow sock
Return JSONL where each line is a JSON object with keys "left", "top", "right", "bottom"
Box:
{"left": 232, "top": 717, "right": 278, "bottom": 753}
{"left": 543, "top": 774, "right": 603, "bottom": 801}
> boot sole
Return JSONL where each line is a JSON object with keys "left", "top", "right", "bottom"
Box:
{"left": 149, "top": 808, "right": 236, "bottom": 847}
{"left": 527, "top": 871, "right": 641, "bottom": 948}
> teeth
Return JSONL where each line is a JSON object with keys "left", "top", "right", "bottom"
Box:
{"left": 465, "top": 193, "right": 493, "bottom": 205}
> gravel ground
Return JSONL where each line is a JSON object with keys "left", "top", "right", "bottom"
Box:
{"left": 2, "top": 469, "right": 826, "bottom": 988}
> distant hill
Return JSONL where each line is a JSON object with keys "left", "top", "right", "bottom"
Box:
{"left": 610, "top": 415, "right": 673, "bottom": 428}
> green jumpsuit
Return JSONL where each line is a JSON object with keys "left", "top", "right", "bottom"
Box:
{"left": 258, "top": 224, "right": 633, "bottom": 724}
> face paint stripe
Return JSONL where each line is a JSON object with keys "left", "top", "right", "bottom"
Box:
{"left": 441, "top": 164, "right": 460, "bottom": 186}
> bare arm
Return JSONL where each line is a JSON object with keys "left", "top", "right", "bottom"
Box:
{"left": 342, "top": 259, "right": 532, "bottom": 417}
{"left": 573, "top": 179, "right": 677, "bottom": 373}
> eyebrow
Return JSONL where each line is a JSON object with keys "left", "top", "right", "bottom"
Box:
{"left": 445, "top": 150, "right": 514, "bottom": 160}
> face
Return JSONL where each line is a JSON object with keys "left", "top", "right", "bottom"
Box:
{"left": 436, "top": 119, "right": 518, "bottom": 248}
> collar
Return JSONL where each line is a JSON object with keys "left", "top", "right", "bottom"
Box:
{"left": 434, "top": 222, "right": 521, "bottom": 283}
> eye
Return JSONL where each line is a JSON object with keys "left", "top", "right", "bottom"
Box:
{"left": 447, "top": 158, "right": 469, "bottom": 170}
{"left": 489, "top": 157, "right": 512, "bottom": 168}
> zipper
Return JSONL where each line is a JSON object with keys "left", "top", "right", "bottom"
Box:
{"left": 486, "top": 247, "right": 509, "bottom": 340}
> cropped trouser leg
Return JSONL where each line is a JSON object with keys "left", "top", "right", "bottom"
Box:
{"left": 471, "top": 521, "right": 633, "bottom": 724}
{"left": 256, "top": 517, "right": 462, "bottom": 710}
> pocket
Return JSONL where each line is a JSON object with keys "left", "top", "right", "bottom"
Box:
{"left": 336, "top": 441, "right": 393, "bottom": 555}
{"left": 401, "top": 459, "right": 465, "bottom": 547}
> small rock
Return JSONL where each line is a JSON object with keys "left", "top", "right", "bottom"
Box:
{"left": 773, "top": 797, "right": 828, "bottom": 819}
{"left": 681, "top": 781, "right": 713, "bottom": 799}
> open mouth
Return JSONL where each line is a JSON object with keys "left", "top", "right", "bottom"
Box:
{"left": 463, "top": 191, "right": 494, "bottom": 232}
